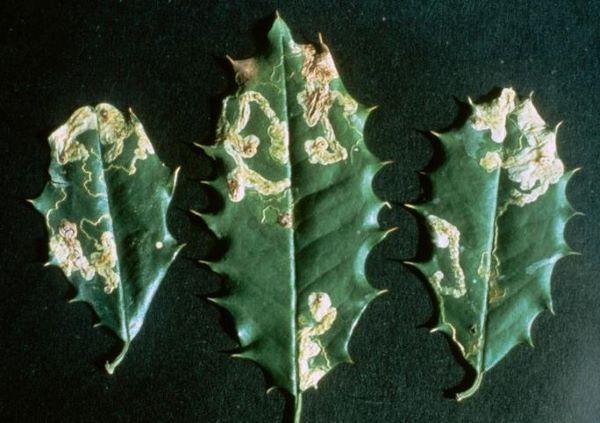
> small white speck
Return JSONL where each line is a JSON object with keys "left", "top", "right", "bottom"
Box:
{"left": 155, "top": 241, "right": 164, "bottom": 249}
{"left": 382, "top": 16, "right": 386, "bottom": 21}
{"left": 500, "top": 59, "right": 504, "bottom": 64}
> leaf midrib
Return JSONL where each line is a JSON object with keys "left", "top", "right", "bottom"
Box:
{"left": 478, "top": 117, "right": 519, "bottom": 375}
{"left": 93, "top": 112, "right": 131, "bottom": 349}
{"left": 480, "top": 149, "right": 501, "bottom": 373}
{"left": 277, "top": 32, "right": 299, "bottom": 396}
{"left": 454, "top": 121, "right": 504, "bottom": 399}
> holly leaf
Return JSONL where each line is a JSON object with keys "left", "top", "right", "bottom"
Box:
{"left": 197, "top": 16, "right": 389, "bottom": 420}
{"left": 31, "top": 104, "right": 182, "bottom": 373}
{"left": 408, "top": 88, "right": 579, "bottom": 399}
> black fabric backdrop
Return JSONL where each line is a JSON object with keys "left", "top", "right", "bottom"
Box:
{"left": 0, "top": 1, "right": 598, "bottom": 422}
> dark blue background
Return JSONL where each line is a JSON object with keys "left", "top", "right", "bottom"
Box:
{"left": 0, "top": 1, "right": 598, "bottom": 422}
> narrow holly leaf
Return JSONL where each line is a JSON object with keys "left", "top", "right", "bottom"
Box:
{"left": 31, "top": 104, "right": 182, "bottom": 373}
{"left": 408, "top": 88, "right": 579, "bottom": 399}
{"left": 197, "top": 16, "right": 389, "bottom": 420}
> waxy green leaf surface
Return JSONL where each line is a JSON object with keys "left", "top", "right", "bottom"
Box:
{"left": 32, "top": 105, "right": 181, "bottom": 373}
{"left": 410, "top": 89, "right": 578, "bottom": 399}
{"left": 198, "top": 17, "right": 388, "bottom": 419}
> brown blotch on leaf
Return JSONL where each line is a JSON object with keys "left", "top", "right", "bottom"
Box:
{"left": 227, "top": 56, "right": 258, "bottom": 85}
{"left": 277, "top": 212, "right": 293, "bottom": 229}
{"left": 227, "top": 175, "right": 244, "bottom": 202}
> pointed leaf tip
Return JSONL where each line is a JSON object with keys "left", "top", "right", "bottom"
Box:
{"left": 430, "top": 325, "right": 445, "bottom": 334}
{"left": 571, "top": 211, "right": 585, "bottom": 218}
{"left": 379, "top": 159, "right": 394, "bottom": 170}
{"left": 376, "top": 289, "right": 389, "bottom": 298}
{"left": 206, "top": 296, "right": 228, "bottom": 307}
{"left": 524, "top": 334, "right": 534, "bottom": 348}
{"left": 403, "top": 203, "right": 426, "bottom": 213}
{"left": 403, "top": 260, "right": 426, "bottom": 274}
{"left": 189, "top": 209, "right": 204, "bottom": 218}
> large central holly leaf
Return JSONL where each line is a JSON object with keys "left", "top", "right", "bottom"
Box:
{"left": 31, "top": 104, "right": 182, "bottom": 373}
{"left": 409, "top": 88, "right": 578, "bottom": 399}
{"left": 198, "top": 16, "right": 388, "bottom": 419}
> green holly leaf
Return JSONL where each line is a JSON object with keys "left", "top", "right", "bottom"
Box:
{"left": 408, "top": 88, "right": 579, "bottom": 399}
{"left": 197, "top": 16, "right": 389, "bottom": 420}
{"left": 31, "top": 104, "right": 182, "bottom": 373}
